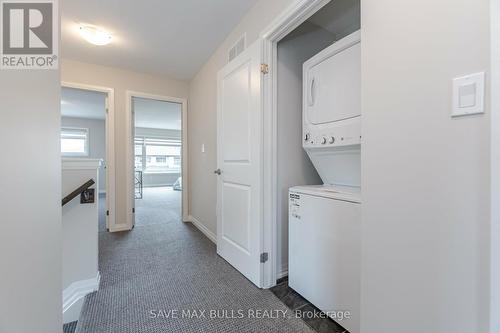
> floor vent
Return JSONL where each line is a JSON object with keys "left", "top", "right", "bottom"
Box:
{"left": 228, "top": 34, "right": 246, "bottom": 62}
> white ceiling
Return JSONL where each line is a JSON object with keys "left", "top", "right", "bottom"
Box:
{"left": 133, "top": 97, "right": 181, "bottom": 130}
{"left": 61, "top": 0, "right": 259, "bottom": 80}
{"left": 61, "top": 87, "right": 106, "bottom": 120}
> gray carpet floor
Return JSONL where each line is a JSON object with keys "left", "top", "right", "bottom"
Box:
{"left": 135, "top": 187, "right": 181, "bottom": 227}
{"left": 75, "top": 187, "right": 313, "bottom": 333}
{"left": 63, "top": 321, "right": 77, "bottom": 333}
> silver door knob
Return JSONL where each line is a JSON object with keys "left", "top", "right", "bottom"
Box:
{"left": 214, "top": 169, "right": 222, "bottom": 175}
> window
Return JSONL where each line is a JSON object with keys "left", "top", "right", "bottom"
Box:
{"left": 134, "top": 138, "right": 144, "bottom": 170}
{"left": 61, "top": 127, "right": 89, "bottom": 156}
{"left": 134, "top": 137, "right": 181, "bottom": 173}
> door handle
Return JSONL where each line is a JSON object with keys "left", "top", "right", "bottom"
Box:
{"left": 308, "top": 76, "right": 315, "bottom": 106}
{"left": 214, "top": 169, "right": 222, "bottom": 175}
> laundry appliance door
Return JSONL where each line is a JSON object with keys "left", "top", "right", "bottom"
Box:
{"left": 304, "top": 31, "right": 361, "bottom": 126}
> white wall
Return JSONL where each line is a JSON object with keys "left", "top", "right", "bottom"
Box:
{"left": 491, "top": 0, "right": 500, "bottom": 330}
{"left": 62, "top": 117, "right": 106, "bottom": 192}
{"left": 188, "top": 0, "right": 296, "bottom": 235}
{"left": 141, "top": 173, "right": 180, "bottom": 187}
{"left": 62, "top": 59, "right": 189, "bottom": 226}
{"left": 0, "top": 62, "right": 62, "bottom": 331}
{"left": 276, "top": 22, "right": 335, "bottom": 277}
{"left": 361, "top": 0, "right": 490, "bottom": 332}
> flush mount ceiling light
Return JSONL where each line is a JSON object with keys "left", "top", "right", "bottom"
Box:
{"left": 79, "top": 25, "right": 112, "bottom": 46}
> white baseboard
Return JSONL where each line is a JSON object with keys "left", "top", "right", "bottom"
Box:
{"left": 109, "top": 224, "right": 132, "bottom": 232}
{"left": 62, "top": 272, "right": 100, "bottom": 314}
{"left": 188, "top": 215, "right": 216, "bottom": 244}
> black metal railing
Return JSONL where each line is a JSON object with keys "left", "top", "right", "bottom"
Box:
{"left": 62, "top": 179, "right": 95, "bottom": 207}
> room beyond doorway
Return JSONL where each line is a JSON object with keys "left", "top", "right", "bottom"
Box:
{"left": 60, "top": 84, "right": 116, "bottom": 231}
{"left": 128, "top": 94, "right": 188, "bottom": 228}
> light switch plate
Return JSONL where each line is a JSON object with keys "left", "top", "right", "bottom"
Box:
{"left": 452, "top": 72, "right": 485, "bottom": 117}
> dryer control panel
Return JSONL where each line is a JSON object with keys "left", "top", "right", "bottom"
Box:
{"left": 303, "top": 115, "right": 361, "bottom": 148}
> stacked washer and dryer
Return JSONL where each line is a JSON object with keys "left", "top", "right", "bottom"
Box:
{"left": 289, "top": 30, "right": 361, "bottom": 333}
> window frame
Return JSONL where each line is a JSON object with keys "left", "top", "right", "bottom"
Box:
{"left": 61, "top": 127, "right": 90, "bottom": 157}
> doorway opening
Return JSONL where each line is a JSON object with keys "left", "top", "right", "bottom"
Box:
{"left": 126, "top": 92, "right": 188, "bottom": 229}
{"left": 274, "top": 0, "right": 360, "bottom": 282}
{"left": 60, "top": 83, "right": 115, "bottom": 231}
{"left": 261, "top": 0, "right": 361, "bottom": 287}
{"left": 262, "top": 0, "right": 361, "bottom": 331}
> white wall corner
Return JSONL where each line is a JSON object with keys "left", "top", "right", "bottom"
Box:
{"left": 187, "top": 215, "right": 217, "bottom": 244}
{"left": 62, "top": 272, "right": 101, "bottom": 315}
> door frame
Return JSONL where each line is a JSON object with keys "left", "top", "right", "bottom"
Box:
{"left": 491, "top": 0, "right": 500, "bottom": 331}
{"left": 125, "top": 91, "right": 189, "bottom": 229}
{"left": 260, "top": 0, "right": 331, "bottom": 287}
{"left": 61, "top": 81, "right": 116, "bottom": 231}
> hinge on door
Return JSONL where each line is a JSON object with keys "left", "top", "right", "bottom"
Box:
{"left": 260, "top": 63, "right": 269, "bottom": 75}
{"left": 132, "top": 208, "right": 135, "bottom": 213}
{"left": 106, "top": 108, "right": 109, "bottom": 114}
{"left": 106, "top": 210, "right": 109, "bottom": 216}
{"left": 260, "top": 252, "right": 269, "bottom": 263}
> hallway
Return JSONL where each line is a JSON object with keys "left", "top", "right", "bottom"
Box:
{"left": 71, "top": 189, "right": 314, "bottom": 333}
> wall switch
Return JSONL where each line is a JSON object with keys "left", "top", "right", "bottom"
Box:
{"left": 201, "top": 144, "right": 205, "bottom": 153}
{"left": 452, "top": 72, "right": 485, "bottom": 117}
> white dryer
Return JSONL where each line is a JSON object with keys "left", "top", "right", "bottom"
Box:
{"left": 289, "top": 185, "right": 361, "bottom": 333}
{"left": 303, "top": 30, "right": 361, "bottom": 187}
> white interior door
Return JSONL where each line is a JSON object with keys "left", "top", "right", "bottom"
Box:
{"left": 216, "top": 40, "right": 263, "bottom": 287}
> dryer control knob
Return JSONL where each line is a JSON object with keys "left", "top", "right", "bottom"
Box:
{"left": 329, "top": 136, "right": 335, "bottom": 144}
{"left": 321, "top": 137, "right": 327, "bottom": 144}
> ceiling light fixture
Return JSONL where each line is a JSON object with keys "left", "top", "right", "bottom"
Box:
{"left": 79, "top": 25, "right": 112, "bottom": 46}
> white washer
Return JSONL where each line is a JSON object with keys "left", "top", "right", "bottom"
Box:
{"left": 289, "top": 185, "right": 361, "bottom": 333}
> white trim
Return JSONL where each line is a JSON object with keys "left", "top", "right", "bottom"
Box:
{"left": 491, "top": 0, "right": 500, "bottom": 331}
{"left": 61, "top": 81, "right": 116, "bottom": 233}
{"left": 187, "top": 215, "right": 217, "bottom": 244}
{"left": 108, "top": 224, "right": 131, "bottom": 233}
{"left": 62, "top": 272, "right": 100, "bottom": 314}
{"left": 126, "top": 91, "right": 189, "bottom": 230}
{"left": 260, "top": 0, "right": 331, "bottom": 288}
{"left": 62, "top": 158, "right": 102, "bottom": 170}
